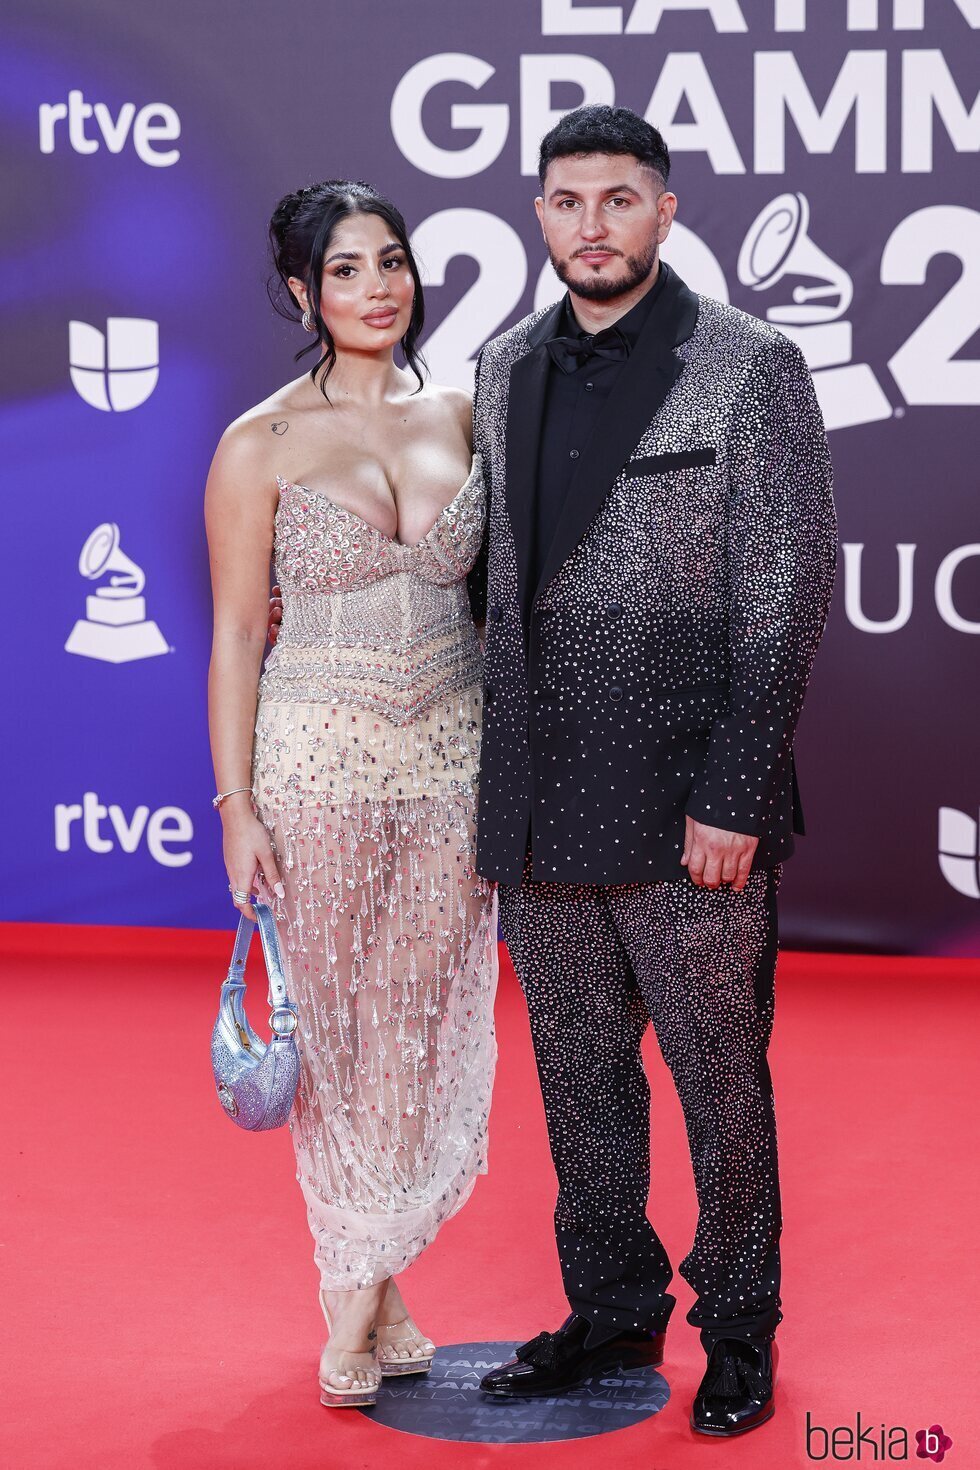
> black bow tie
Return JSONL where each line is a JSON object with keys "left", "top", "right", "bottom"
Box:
{"left": 544, "top": 325, "right": 629, "bottom": 375}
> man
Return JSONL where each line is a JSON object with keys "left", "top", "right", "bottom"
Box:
{"left": 468, "top": 105, "right": 837, "bottom": 1437}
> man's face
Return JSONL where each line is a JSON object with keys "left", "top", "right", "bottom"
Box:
{"left": 535, "top": 152, "right": 676, "bottom": 303}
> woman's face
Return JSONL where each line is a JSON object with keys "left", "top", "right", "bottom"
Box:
{"left": 293, "top": 211, "right": 415, "bottom": 355}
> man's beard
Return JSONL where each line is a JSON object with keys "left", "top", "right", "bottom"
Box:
{"left": 550, "top": 238, "right": 659, "bottom": 302}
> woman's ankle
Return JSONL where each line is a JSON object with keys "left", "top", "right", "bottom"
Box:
{"left": 378, "top": 1277, "right": 410, "bottom": 1325}
{"left": 320, "top": 1280, "right": 389, "bottom": 1348}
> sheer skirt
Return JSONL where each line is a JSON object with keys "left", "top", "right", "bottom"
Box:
{"left": 253, "top": 690, "right": 497, "bottom": 1290}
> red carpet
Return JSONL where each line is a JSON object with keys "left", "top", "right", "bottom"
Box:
{"left": 1, "top": 925, "right": 976, "bottom": 1469}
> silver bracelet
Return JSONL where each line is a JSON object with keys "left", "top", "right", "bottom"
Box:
{"left": 212, "top": 787, "right": 253, "bottom": 810}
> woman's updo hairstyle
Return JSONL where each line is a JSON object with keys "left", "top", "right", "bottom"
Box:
{"left": 268, "top": 179, "right": 426, "bottom": 397}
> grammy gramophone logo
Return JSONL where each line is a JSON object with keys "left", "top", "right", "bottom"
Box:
{"left": 738, "top": 193, "right": 891, "bottom": 434}
{"left": 64, "top": 523, "right": 169, "bottom": 664}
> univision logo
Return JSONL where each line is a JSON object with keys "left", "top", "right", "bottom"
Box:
{"left": 938, "top": 807, "right": 980, "bottom": 900}
{"left": 69, "top": 318, "right": 158, "bottom": 412}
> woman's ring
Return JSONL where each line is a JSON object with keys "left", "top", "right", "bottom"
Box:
{"left": 230, "top": 887, "right": 250, "bottom": 903}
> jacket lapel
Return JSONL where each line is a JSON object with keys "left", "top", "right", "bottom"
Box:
{"left": 503, "top": 300, "right": 564, "bottom": 618}
{"left": 534, "top": 268, "right": 700, "bottom": 605}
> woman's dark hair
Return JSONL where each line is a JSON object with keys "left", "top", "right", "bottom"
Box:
{"left": 268, "top": 179, "right": 426, "bottom": 397}
{"left": 538, "top": 105, "right": 671, "bottom": 189}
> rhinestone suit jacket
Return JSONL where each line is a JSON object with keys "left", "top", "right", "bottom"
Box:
{"left": 468, "top": 266, "right": 837, "bottom": 887}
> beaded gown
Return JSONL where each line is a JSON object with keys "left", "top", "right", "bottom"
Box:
{"left": 251, "top": 451, "right": 497, "bottom": 1291}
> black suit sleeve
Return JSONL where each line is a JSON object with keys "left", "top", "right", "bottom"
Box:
{"left": 467, "top": 348, "right": 490, "bottom": 626}
{"left": 685, "top": 334, "right": 837, "bottom": 838}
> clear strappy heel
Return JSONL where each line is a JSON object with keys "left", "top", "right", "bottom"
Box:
{"left": 376, "top": 1316, "right": 437, "bottom": 1377}
{"left": 319, "top": 1293, "right": 382, "bottom": 1407}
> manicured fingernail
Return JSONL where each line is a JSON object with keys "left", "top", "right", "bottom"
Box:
{"left": 274, "top": 882, "right": 285, "bottom": 898}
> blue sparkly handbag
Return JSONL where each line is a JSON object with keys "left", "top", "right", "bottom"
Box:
{"left": 210, "top": 901, "right": 300, "bottom": 1130}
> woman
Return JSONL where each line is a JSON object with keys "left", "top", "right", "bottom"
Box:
{"left": 205, "top": 180, "right": 497, "bottom": 1408}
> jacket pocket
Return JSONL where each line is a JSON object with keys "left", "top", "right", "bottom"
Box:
{"left": 657, "top": 681, "right": 728, "bottom": 696}
{"left": 627, "top": 448, "right": 716, "bottom": 475}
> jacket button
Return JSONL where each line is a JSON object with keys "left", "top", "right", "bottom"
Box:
{"left": 609, "top": 685, "right": 624, "bottom": 701}
{"left": 607, "top": 602, "right": 623, "bottom": 619}
{"left": 489, "top": 604, "right": 503, "bottom": 622}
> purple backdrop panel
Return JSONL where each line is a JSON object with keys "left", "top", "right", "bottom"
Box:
{"left": 2, "top": 0, "right": 978, "bottom": 953}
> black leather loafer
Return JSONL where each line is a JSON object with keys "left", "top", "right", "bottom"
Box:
{"left": 479, "top": 1314, "right": 667, "bottom": 1399}
{"left": 690, "top": 1337, "right": 778, "bottom": 1436}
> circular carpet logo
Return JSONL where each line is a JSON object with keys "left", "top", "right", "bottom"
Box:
{"left": 362, "top": 1340, "right": 670, "bottom": 1444}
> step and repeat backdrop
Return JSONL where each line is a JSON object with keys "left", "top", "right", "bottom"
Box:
{"left": 3, "top": 0, "right": 978, "bottom": 952}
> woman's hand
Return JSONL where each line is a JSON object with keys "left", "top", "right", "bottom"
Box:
{"left": 221, "top": 799, "right": 284, "bottom": 921}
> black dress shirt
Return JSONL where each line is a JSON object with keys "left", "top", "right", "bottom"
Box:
{"left": 532, "top": 261, "right": 671, "bottom": 600}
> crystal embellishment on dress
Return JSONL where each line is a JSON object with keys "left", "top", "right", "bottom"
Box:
{"left": 252, "top": 453, "right": 498, "bottom": 1289}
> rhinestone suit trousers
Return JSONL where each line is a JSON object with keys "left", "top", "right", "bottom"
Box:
{"left": 498, "top": 863, "right": 782, "bottom": 1350}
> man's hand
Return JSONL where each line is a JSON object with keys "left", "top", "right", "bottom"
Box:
{"left": 681, "top": 816, "right": 759, "bottom": 891}
{"left": 268, "top": 584, "right": 283, "bottom": 646}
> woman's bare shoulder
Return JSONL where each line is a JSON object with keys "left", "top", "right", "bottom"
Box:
{"left": 423, "top": 382, "right": 473, "bottom": 443}
{"left": 208, "top": 378, "right": 309, "bottom": 499}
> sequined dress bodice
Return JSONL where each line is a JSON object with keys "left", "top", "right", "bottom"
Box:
{"left": 254, "top": 452, "right": 486, "bottom": 806}
{"left": 259, "top": 454, "right": 485, "bottom": 723}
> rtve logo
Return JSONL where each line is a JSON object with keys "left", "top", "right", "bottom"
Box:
{"left": 55, "top": 793, "right": 193, "bottom": 868}
{"left": 39, "top": 90, "right": 180, "bottom": 166}
{"left": 70, "top": 318, "right": 158, "bottom": 412}
{"left": 939, "top": 807, "right": 980, "bottom": 900}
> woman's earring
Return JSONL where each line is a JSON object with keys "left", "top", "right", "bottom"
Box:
{"left": 302, "top": 308, "right": 316, "bottom": 334}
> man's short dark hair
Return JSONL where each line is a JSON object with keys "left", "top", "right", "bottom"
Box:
{"left": 538, "top": 105, "right": 671, "bottom": 190}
